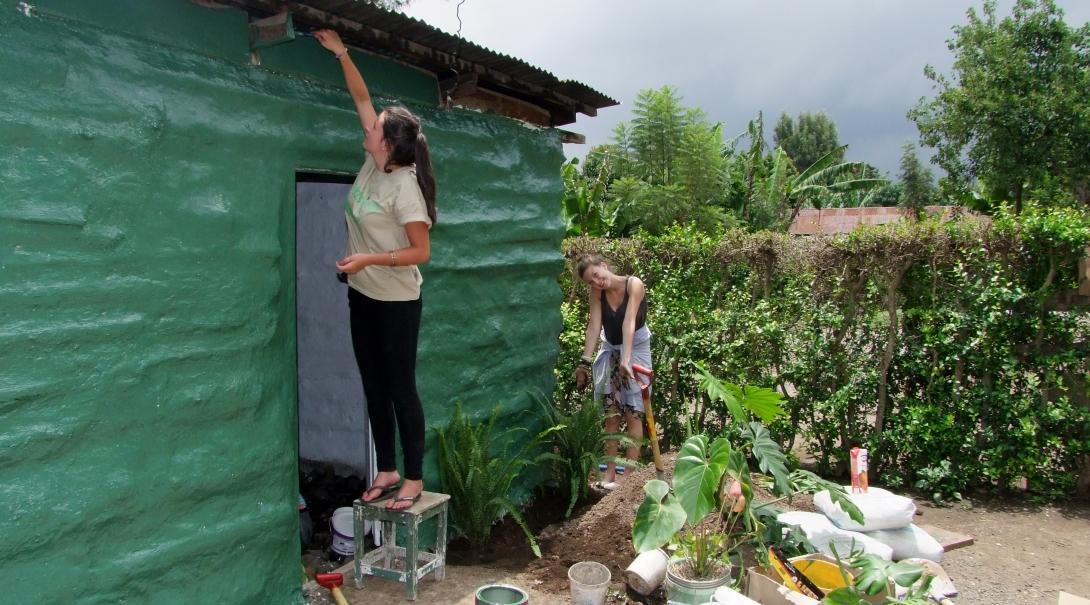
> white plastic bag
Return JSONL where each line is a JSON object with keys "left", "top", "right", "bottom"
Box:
{"left": 813, "top": 486, "right": 916, "bottom": 531}
{"left": 777, "top": 511, "right": 894, "bottom": 561}
{"left": 864, "top": 524, "right": 944, "bottom": 562}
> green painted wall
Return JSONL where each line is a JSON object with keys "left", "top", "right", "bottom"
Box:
{"left": 0, "top": 1, "right": 565, "bottom": 603}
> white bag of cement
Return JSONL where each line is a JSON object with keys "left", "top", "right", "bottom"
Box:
{"left": 864, "top": 524, "right": 944, "bottom": 562}
{"left": 813, "top": 486, "right": 916, "bottom": 531}
{"left": 777, "top": 511, "right": 894, "bottom": 560}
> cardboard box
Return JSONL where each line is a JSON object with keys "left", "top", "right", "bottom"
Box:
{"left": 745, "top": 567, "right": 820, "bottom": 605}
{"left": 744, "top": 554, "right": 892, "bottom": 605}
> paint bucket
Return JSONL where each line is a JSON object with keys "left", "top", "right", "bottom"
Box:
{"left": 568, "top": 561, "right": 610, "bottom": 605}
{"left": 329, "top": 507, "right": 354, "bottom": 556}
{"left": 474, "top": 584, "right": 529, "bottom": 605}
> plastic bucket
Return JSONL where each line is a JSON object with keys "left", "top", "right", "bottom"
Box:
{"left": 474, "top": 584, "right": 529, "bottom": 605}
{"left": 568, "top": 561, "right": 610, "bottom": 605}
{"left": 624, "top": 549, "right": 668, "bottom": 595}
{"left": 664, "top": 558, "right": 731, "bottom": 605}
{"left": 329, "top": 507, "right": 354, "bottom": 556}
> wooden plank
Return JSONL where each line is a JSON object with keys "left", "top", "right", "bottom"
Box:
{"left": 917, "top": 524, "right": 974, "bottom": 551}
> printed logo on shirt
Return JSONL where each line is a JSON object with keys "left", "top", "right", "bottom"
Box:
{"left": 346, "top": 184, "right": 384, "bottom": 218}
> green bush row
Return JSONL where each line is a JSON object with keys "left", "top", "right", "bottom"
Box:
{"left": 555, "top": 205, "right": 1090, "bottom": 499}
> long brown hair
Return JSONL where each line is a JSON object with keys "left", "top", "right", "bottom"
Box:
{"left": 381, "top": 105, "right": 438, "bottom": 224}
{"left": 574, "top": 253, "right": 609, "bottom": 279}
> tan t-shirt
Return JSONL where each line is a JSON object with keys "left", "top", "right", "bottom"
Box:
{"left": 344, "top": 154, "right": 432, "bottom": 301}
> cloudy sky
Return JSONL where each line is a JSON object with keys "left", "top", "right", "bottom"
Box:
{"left": 401, "top": 0, "right": 1090, "bottom": 177}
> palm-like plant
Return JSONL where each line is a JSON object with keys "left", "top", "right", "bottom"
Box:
{"left": 535, "top": 393, "right": 638, "bottom": 518}
{"left": 758, "top": 145, "right": 887, "bottom": 229}
{"left": 436, "top": 404, "right": 554, "bottom": 556}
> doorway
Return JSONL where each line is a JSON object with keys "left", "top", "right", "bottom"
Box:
{"left": 295, "top": 173, "right": 378, "bottom": 552}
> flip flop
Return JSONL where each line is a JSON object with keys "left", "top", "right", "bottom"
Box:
{"left": 361, "top": 481, "right": 401, "bottom": 503}
{"left": 386, "top": 492, "right": 421, "bottom": 511}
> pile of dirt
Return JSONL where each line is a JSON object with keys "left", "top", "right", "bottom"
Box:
{"left": 525, "top": 456, "right": 676, "bottom": 597}
{"left": 448, "top": 488, "right": 605, "bottom": 569}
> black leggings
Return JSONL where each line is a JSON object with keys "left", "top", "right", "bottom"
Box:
{"left": 348, "top": 288, "right": 425, "bottom": 481}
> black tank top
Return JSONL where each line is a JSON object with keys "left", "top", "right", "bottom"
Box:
{"left": 601, "top": 276, "right": 647, "bottom": 346}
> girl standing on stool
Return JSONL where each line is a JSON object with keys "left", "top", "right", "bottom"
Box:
{"left": 572, "top": 254, "right": 650, "bottom": 491}
{"left": 315, "top": 30, "right": 436, "bottom": 511}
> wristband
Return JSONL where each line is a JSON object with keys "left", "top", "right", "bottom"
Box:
{"left": 334, "top": 48, "right": 348, "bottom": 60}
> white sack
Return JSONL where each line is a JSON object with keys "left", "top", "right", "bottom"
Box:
{"left": 864, "top": 524, "right": 944, "bottom": 562}
{"left": 777, "top": 511, "right": 893, "bottom": 561}
{"left": 813, "top": 486, "right": 916, "bottom": 532}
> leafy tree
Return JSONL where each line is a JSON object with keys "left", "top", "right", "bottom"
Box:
{"left": 562, "top": 86, "right": 734, "bottom": 236}
{"left": 898, "top": 142, "right": 935, "bottom": 218}
{"left": 630, "top": 86, "right": 687, "bottom": 185}
{"left": 674, "top": 110, "right": 728, "bottom": 208}
{"left": 773, "top": 111, "right": 845, "bottom": 173}
{"left": 733, "top": 112, "right": 770, "bottom": 226}
{"left": 560, "top": 158, "right": 612, "bottom": 237}
{"left": 909, "top": 0, "right": 1090, "bottom": 212}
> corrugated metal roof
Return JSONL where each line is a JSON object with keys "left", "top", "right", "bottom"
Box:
{"left": 227, "top": 0, "right": 616, "bottom": 125}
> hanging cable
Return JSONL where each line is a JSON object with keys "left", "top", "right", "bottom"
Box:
{"left": 442, "top": 0, "right": 469, "bottom": 108}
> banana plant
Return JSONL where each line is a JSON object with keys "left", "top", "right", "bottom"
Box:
{"left": 756, "top": 145, "right": 887, "bottom": 229}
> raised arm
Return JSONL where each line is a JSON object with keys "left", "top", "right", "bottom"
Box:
{"left": 314, "top": 29, "right": 378, "bottom": 133}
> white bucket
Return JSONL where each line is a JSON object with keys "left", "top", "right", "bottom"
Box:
{"left": 329, "top": 507, "right": 354, "bottom": 556}
{"left": 569, "top": 561, "right": 610, "bottom": 605}
{"left": 624, "top": 548, "right": 668, "bottom": 595}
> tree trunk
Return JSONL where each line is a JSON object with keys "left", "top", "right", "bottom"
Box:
{"left": 874, "top": 262, "right": 911, "bottom": 437}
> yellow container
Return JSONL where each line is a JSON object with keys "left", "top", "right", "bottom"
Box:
{"left": 789, "top": 554, "right": 891, "bottom": 604}
{"left": 792, "top": 558, "right": 853, "bottom": 594}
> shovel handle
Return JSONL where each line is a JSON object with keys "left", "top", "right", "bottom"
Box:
{"left": 631, "top": 363, "right": 653, "bottom": 378}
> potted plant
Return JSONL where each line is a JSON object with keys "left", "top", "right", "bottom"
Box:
{"left": 630, "top": 368, "right": 861, "bottom": 604}
{"left": 632, "top": 431, "right": 764, "bottom": 603}
{"left": 629, "top": 365, "right": 795, "bottom": 601}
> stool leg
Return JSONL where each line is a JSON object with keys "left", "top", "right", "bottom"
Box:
{"left": 434, "top": 504, "right": 447, "bottom": 581}
{"left": 404, "top": 516, "right": 420, "bottom": 601}
{"left": 353, "top": 502, "right": 365, "bottom": 588}
{"left": 382, "top": 518, "right": 395, "bottom": 569}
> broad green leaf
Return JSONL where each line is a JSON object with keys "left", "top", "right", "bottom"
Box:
{"left": 741, "top": 422, "right": 791, "bottom": 495}
{"left": 821, "top": 587, "right": 865, "bottom": 605}
{"left": 885, "top": 561, "right": 925, "bottom": 588}
{"left": 823, "top": 486, "right": 866, "bottom": 527}
{"left": 694, "top": 363, "right": 747, "bottom": 426}
{"left": 674, "top": 435, "right": 729, "bottom": 523}
{"left": 632, "top": 479, "right": 686, "bottom": 552}
{"left": 740, "top": 385, "right": 787, "bottom": 421}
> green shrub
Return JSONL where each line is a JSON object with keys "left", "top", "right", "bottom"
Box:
{"left": 559, "top": 206, "right": 1090, "bottom": 499}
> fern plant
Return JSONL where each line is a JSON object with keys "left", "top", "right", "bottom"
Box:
{"left": 435, "top": 404, "right": 552, "bottom": 556}
{"left": 533, "top": 392, "right": 638, "bottom": 518}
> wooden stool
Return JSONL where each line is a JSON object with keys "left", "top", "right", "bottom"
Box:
{"left": 352, "top": 491, "right": 450, "bottom": 601}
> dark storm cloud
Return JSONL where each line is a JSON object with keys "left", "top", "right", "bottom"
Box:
{"left": 403, "top": 1, "right": 1090, "bottom": 175}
